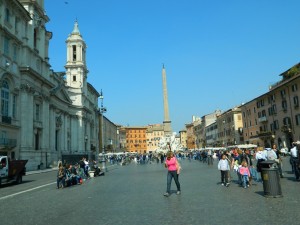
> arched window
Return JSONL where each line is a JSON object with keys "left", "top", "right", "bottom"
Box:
{"left": 1, "top": 80, "right": 9, "bottom": 116}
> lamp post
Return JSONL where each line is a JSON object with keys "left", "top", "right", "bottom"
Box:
{"left": 99, "top": 89, "right": 107, "bottom": 172}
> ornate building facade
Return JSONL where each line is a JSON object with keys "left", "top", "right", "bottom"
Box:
{"left": 0, "top": 0, "right": 100, "bottom": 170}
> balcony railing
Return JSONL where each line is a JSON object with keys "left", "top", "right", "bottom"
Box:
{"left": 0, "top": 138, "right": 17, "bottom": 148}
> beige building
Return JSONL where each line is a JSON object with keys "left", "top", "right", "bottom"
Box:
{"left": 192, "top": 116, "right": 201, "bottom": 149}
{"left": 241, "top": 64, "right": 300, "bottom": 148}
{"left": 216, "top": 107, "right": 243, "bottom": 147}
{"left": 146, "top": 124, "right": 164, "bottom": 152}
{"left": 205, "top": 122, "right": 218, "bottom": 147}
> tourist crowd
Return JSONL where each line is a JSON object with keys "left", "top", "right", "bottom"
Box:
{"left": 57, "top": 157, "right": 104, "bottom": 189}
{"left": 217, "top": 142, "right": 300, "bottom": 189}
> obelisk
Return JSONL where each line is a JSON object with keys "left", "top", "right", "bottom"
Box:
{"left": 162, "top": 64, "right": 172, "bottom": 136}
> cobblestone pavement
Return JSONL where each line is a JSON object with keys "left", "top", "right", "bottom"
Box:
{"left": 1, "top": 157, "right": 300, "bottom": 225}
{"left": 92, "top": 157, "right": 300, "bottom": 225}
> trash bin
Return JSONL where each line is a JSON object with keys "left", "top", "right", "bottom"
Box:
{"left": 260, "top": 160, "right": 282, "bottom": 198}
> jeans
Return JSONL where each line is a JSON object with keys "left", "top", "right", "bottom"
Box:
{"left": 166, "top": 170, "right": 180, "bottom": 193}
{"left": 242, "top": 175, "right": 249, "bottom": 187}
{"left": 250, "top": 167, "right": 258, "bottom": 181}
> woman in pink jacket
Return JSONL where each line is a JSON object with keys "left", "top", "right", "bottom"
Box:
{"left": 164, "top": 151, "right": 181, "bottom": 197}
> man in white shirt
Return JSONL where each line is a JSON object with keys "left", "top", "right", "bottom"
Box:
{"left": 267, "top": 147, "right": 277, "bottom": 161}
{"left": 290, "top": 142, "right": 299, "bottom": 180}
{"left": 255, "top": 149, "right": 267, "bottom": 180}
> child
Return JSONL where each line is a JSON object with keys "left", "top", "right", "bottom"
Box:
{"left": 217, "top": 154, "right": 230, "bottom": 187}
{"left": 239, "top": 161, "right": 251, "bottom": 188}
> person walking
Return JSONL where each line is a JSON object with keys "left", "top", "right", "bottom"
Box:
{"left": 163, "top": 151, "right": 181, "bottom": 197}
{"left": 255, "top": 148, "right": 267, "bottom": 181}
{"left": 218, "top": 154, "right": 230, "bottom": 187}
{"left": 290, "top": 142, "right": 299, "bottom": 180}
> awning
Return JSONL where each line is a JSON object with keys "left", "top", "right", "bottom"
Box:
{"left": 227, "top": 144, "right": 257, "bottom": 149}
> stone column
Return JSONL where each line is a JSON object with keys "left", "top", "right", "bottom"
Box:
{"left": 162, "top": 65, "right": 172, "bottom": 135}
{"left": 20, "top": 84, "right": 34, "bottom": 149}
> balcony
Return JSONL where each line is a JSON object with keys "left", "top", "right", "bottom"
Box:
{"left": 2, "top": 116, "right": 12, "bottom": 124}
{"left": 0, "top": 138, "right": 17, "bottom": 149}
{"left": 258, "top": 116, "right": 268, "bottom": 123}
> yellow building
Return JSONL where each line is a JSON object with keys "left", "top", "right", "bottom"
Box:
{"left": 146, "top": 124, "right": 165, "bottom": 152}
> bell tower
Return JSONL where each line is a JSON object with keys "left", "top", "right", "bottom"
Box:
{"left": 65, "top": 21, "right": 88, "bottom": 93}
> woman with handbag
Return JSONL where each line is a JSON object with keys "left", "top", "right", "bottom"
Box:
{"left": 163, "top": 151, "right": 181, "bottom": 197}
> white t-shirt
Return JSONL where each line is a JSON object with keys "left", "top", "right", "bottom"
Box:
{"left": 267, "top": 150, "right": 277, "bottom": 160}
{"left": 291, "top": 146, "right": 298, "bottom": 158}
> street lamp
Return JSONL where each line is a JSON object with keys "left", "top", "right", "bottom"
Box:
{"left": 99, "top": 89, "right": 107, "bottom": 172}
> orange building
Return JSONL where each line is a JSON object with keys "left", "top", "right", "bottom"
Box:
{"left": 125, "top": 127, "right": 147, "bottom": 153}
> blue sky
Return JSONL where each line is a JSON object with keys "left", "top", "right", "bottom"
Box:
{"left": 45, "top": 0, "right": 300, "bottom": 133}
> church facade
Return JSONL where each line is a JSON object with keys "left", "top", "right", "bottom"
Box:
{"left": 0, "top": 0, "right": 100, "bottom": 170}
